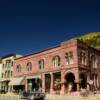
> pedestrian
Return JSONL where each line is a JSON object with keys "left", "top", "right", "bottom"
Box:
{"left": 89, "top": 79, "right": 94, "bottom": 95}
{"left": 68, "top": 83, "right": 73, "bottom": 94}
{"left": 81, "top": 88, "right": 87, "bottom": 97}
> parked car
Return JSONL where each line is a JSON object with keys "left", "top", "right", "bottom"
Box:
{"left": 19, "top": 91, "right": 45, "bottom": 100}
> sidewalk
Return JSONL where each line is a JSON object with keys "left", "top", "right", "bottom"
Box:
{"left": 0, "top": 93, "right": 100, "bottom": 100}
{"left": 0, "top": 93, "right": 19, "bottom": 100}
{"left": 0, "top": 92, "right": 18, "bottom": 96}
{"left": 45, "top": 94, "right": 100, "bottom": 100}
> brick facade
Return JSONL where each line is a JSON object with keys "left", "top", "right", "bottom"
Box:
{"left": 13, "top": 39, "right": 100, "bottom": 95}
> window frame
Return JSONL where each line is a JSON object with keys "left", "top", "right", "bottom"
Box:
{"left": 26, "top": 62, "right": 32, "bottom": 72}
{"left": 80, "top": 51, "right": 87, "bottom": 65}
{"left": 52, "top": 56, "right": 60, "bottom": 67}
{"left": 65, "top": 51, "right": 74, "bottom": 65}
{"left": 16, "top": 64, "right": 21, "bottom": 72}
{"left": 38, "top": 59, "right": 45, "bottom": 70}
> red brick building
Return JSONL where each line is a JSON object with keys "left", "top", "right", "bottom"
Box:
{"left": 12, "top": 39, "right": 100, "bottom": 95}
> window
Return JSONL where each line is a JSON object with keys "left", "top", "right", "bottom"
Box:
{"left": 94, "top": 58, "right": 97, "bottom": 68}
{"left": 5, "top": 71, "right": 7, "bottom": 78}
{"left": 2, "top": 64, "right": 4, "bottom": 69}
{"left": 12, "top": 61, "right": 13, "bottom": 66}
{"left": 52, "top": 56, "right": 60, "bottom": 67}
{"left": 38, "top": 59, "right": 44, "bottom": 70}
{"left": 65, "top": 52, "right": 74, "bottom": 65}
{"left": 5, "top": 60, "right": 12, "bottom": 68}
{"left": 11, "top": 71, "right": 13, "bottom": 77}
{"left": 69, "top": 52, "right": 74, "bottom": 64}
{"left": 80, "top": 51, "right": 86, "bottom": 65}
{"left": 26, "top": 62, "right": 32, "bottom": 71}
{"left": 16, "top": 64, "right": 21, "bottom": 72}
{"left": 91, "top": 55, "right": 97, "bottom": 68}
{"left": 7, "top": 71, "right": 10, "bottom": 78}
{"left": 2, "top": 73, "right": 4, "bottom": 78}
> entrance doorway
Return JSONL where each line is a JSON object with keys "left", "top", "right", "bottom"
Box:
{"left": 45, "top": 74, "right": 51, "bottom": 93}
{"left": 65, "top": 72, "right": 76, "bottom": 92}
{"left": 27, "top": 78, "right": 42, "bottom": 92}
{"left": 80, "top": 73, "right": 87, "bottom": 89}
{"left": 13, "top": 85, "right": 25, "bottom": 93}
{"left": 53, "top": 72, "right": 61, "bottom": 94}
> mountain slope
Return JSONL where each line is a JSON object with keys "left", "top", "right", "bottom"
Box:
{"left": 77, "top": 32, "right": 100, "bottom": 47}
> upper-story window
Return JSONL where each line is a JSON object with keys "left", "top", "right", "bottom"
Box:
{"left": 2, "top": 73, "right": 4, "bottom": 78}
{"left": 2, "top": 64, "right": 4, "bottom": 70}
{"left": 26, "top": 62, "right": 32, "bottom": 71}
{"left": 91, "top": 55, "right": 97, "bottom": 68}
{"left": 65, "top": 52, "right": 74, "bottom": 65}
{"left": 7, "top": 71, "right": 10, "bottom": 78}
{"left": 5, "top": 59, "right": 12, "bottom": 68}
{"left": 80, "top": 51, "right": 87, "bottom": 65}
{"left": 5, "top": 71, "right": 7, "bottom": 78}
{"left": 38, "top": 59, "right": 44, "bottom": 70}
{"left": 52, "top": 56, "right": 60, "bottom": 67}
{"left": 12, "top": 61, "right": 13, "bottom": 66}
{"left": 16, "top": 64, "right": 21, "bottom": 72}
{"left": 11, "top": 71, "right": 13, "bottom": 77}
{"left": 94, "top": 58, "right": 97, "bottom": 68}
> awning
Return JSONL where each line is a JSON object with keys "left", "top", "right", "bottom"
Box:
{"left": 9, "top": 77, "right": 25, "bottom": 86}
{"left": 0, "top": 79, "right": 10, "bottom": 82}
{"left": 0, "top": 80, "right": 4, "bottom": 82}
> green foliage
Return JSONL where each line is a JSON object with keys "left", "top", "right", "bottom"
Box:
{"left": 77, "top": 32, "right": 100, "bottom": 47}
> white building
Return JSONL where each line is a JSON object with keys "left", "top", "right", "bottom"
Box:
{"left": 0, "top": 60, "right": 2, "bottom": 90}
{"left": 0, "top": 54, "right": 22, "bottom": 92}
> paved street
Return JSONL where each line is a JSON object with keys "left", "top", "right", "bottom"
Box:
{"left": 0, "top": 94, "right": 100, "bottom": 100}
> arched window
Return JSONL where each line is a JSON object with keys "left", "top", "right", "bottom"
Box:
{"left": 26, "top": 62, "right": 32, "bottom": 71}
{"left": 80, "top": 51, "right": 86, "bottom": 65}
{"left": 38, "top": 59, "right": 44, "bottom": 70}
{"left": 91, "top": 55, "right": 96, "bottom": 68}
{"left": 65, "top": 52, "right": 73, "bottom": 65}
{"left": 52, "top": 56, "right": 60, "bottom": 67}
{"left": 91, "top": 55, "right": 94, "bottom": 68}
{"left": 16, "top": 64, "right": 21, "bottom": 72}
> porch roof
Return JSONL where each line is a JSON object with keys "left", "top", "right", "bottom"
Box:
{"left": 9, "top": 77, "right": 25, "bottom": 86}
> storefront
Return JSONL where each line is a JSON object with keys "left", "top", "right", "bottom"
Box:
{"left": 9, "top": 77, "right": 25, "bottom": 93}
{"left": 26, "top": 75, "right": 42, "bottom": 92}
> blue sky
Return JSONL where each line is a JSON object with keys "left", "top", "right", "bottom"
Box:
{"left": 0, "top": 0, "right": 100, "bottom": 56}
